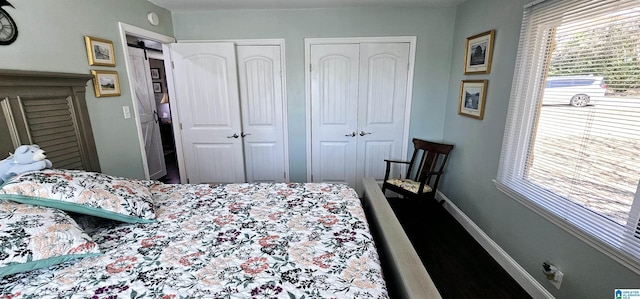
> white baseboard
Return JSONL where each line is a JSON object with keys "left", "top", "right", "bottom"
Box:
{"left": 435, "top": 191, "right": 554, "bottom": 299}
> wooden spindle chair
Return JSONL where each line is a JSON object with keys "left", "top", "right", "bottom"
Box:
{"left": 382, "top": 138, "right": 454, "bottom": 201}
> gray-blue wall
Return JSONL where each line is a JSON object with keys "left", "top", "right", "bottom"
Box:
{"left": 441, "top": 0, "right": 640, "bottom": 297}
{"left": 172, "top": 7, "right": 457, "bottom": 181}
{"left": 2, "top": 0, "right": 173, "bottom": 179}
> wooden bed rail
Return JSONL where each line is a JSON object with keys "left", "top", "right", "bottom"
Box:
{"left": 361, "top": 177, "right": 442, "bottom": 299}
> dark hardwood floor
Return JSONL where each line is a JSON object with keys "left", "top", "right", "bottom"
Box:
{"left": 385, "top": 197, "right": 531, "bottom": 299}
{"left": 159, "top": 151, "right": 180, "bottom": 184}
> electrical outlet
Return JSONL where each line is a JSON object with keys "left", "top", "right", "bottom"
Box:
{"left": 549, "top": 268, "right": 563, "bottom": 289}
{"left": 542, "top": 262, "right": 563, "bottom": 289}
{"left": 122, "top": 106, "right": 131, "bottom": 119}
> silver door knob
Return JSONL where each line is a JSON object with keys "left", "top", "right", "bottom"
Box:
{"left": 345, "top": 132, "right": 356, "bottom": 137}
{"left": 359, "top": 131, "right": 371, "bottom": 136}
{"left": 227, "top": 133, "right": 239, "bottom": 138}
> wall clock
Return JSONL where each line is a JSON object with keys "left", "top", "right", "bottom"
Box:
{"left": 0, "top": 0, "right": 18, "bottom": 45}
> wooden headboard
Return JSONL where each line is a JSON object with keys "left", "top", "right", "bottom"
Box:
{"left": 0, "top": 69, "right": 100, "bottom": 171}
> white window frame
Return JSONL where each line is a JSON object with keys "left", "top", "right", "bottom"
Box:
{"left": 495, "top": 0, "right": 640, "bottom": 275}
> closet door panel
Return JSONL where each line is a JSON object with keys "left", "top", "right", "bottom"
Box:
{"left": 244, "top": 143, "right": 279, "bottom": 182}
{"left": 356, "top": 43, "right": 410, "bottom": 187}
{"left": 192, "top": 143, "right": 242, "bottom": 183}
{"left": 308, "top": 41, "right": 411, "bottom": 194}
{"left": 310, "top": 44, "right": 360, "bottom": 185}
{"left": 362, "top": 141, "right": 393, "bottom": 178}
{"left": 237, "top": 45, "right": 286, "bottom": 183}
{"left": 319, "top": 141, "right": 354, "bottom": 182}
{"left": 170, "top": 43, "right": 245, "bottom": 183}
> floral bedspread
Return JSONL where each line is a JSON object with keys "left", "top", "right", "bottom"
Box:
{"left": 0, "top": 183, "right": 388, "bottom": 298}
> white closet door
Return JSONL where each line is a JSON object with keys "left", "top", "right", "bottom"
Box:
{"left": 310, "top": 44, "right": 360, "bottom": 185}
{"left": 356, "top": 43, "right": 410, "bottom": 189}
{"left": 170, "top": 43, "right": 245, "bottom": 183}
{"left": 309, "top": 42, "right": 411, "bottom": 193}
{"left": 236, "top": 45, "right": 286, "bottom": 182}
{"left": 128, "top": 47, "right": 167, "bottom": 180}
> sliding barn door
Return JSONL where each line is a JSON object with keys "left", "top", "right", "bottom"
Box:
{"left": 170, "top": 43, "right": 245, "bottom": 183}
{"left": 128, "top": 47, "right": 167, "bottom": 180}
{"left": 310, "top": 42, "right": 411, "bottom": 193}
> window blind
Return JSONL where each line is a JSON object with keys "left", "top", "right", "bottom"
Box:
{"left": 496, "top": 0, "right": 640, "bottom": 274}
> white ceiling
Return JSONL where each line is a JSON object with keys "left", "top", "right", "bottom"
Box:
{"left": 148, "top": 0, "right": 466, "bottom": 11}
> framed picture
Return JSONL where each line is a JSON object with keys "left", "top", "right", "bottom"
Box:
{"left": 150, "top": 68, "right": 160, "bottom": 79}
{"left": 85, "top": 36, "right": 116, "bottom": 67}
{"left": 464, "top": 30, "right": 495, "bottom": 74}
{"left": 458, "top": 80, "right": 488, "bottom": 120}
{"left": 91, "top": 70, "right": 121, "bottom": 97}
{"left": 153, "top": 82, "right": 162, "bottom": 93}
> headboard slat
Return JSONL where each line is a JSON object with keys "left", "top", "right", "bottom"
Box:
{"left": 0, "top": 69, "right": 100, "bottom": 172}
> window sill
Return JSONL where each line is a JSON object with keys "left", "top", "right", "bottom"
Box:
{"left": 493, "top": 179, "right": 640, "bottom": 275}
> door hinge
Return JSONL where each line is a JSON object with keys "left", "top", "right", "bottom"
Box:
{"left": 171, "top": 61, "right": 175, "bottom": 69}
{"left": 180, "top": 123, "right": 183, "bottom": 130}
{"left": 311, "top": 174, "right": 314, "bottom": 181}
{"left": 309, "top": 64, "right": 312, "bottom": 72}
{"left": 284, "top": 171, "right": 287, "bottom": 180}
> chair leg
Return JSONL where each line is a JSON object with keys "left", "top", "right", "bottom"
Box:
{"left": 422, "top": 192, "right": 444, "bottom": 204}
{"left": 381, "top": 183, "right": 389, "bottom": 195}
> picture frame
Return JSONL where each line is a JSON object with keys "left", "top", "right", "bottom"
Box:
{"left": 91, "top": 70, "right": 121, "bottom": 97}
{"left": 150, "top": 68, "right": 160, "bottom": 79}
{"left": 464, "top": 30, "right": 495, "bottom": 74}
{"left": 153, "top": 82, "right": 162, "bottom": 93}
{"left": 85, "top": 36, "right": 116, "bottom": 67}
{"left": 458, "top": 80, "right": 488, "bottom": 120}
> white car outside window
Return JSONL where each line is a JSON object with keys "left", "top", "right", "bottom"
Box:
{"left": 542, "top": 75, "right": 607, "bottom": 107}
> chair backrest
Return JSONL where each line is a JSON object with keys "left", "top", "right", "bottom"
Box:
{"left": 405, "top": 138, "right": 454, "bottom": 189}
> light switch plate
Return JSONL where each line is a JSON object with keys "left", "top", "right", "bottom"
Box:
{"left": 123, "top": 106, "right": 131, "bottom": 119}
